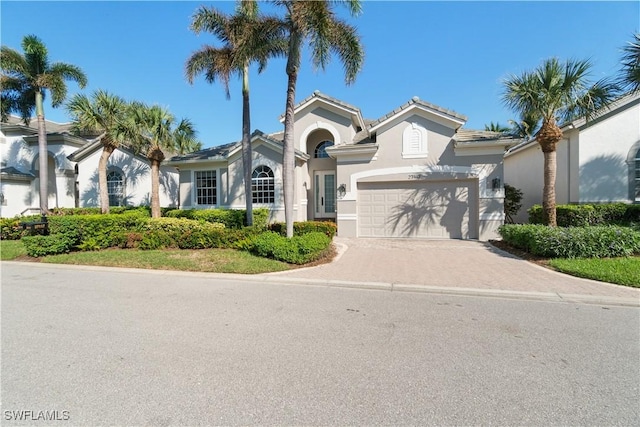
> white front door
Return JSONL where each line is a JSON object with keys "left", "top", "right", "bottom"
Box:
{"left": 314, "top": 171, "right": 336, "bottom": 219}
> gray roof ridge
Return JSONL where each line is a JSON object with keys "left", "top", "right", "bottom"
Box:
{"left": 368, "top": 97, "right": 468, "bottom": 129}
{"left": 280, "top": 90, "right": 363, "bottom": 120}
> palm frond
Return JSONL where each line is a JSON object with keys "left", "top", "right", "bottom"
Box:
{"left": 326, "top": 18, "right": 363, "bottom": 84}
{"left": 1, "top": 46, "right": 30, "bottom": 77}
{"left": 22, "top": 35, "right": 50, "bottom": 79}
{"left": 619, "top": 33, "right": 640, "bottom": 94}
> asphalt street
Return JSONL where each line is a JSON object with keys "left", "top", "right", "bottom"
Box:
{"left": 2, "top": 262, "right": 639, "bottom": 426}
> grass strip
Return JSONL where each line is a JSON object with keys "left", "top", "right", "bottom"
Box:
{"left": 548, "top": 257, "right": 640, "bottom": 287}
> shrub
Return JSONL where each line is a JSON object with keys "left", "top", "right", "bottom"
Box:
{"left": 244, "top": 231, "right": 331, "bottom": 264}
{"left": 50, "top": 206, "right": 151, "bottom": 216}
{"left": 498, "top": 224, "right": 640, "bottom": 258}
{"left": 47, "top": 212, "right": 149, "bottom": 249}
{"left": 0, "top": 216, "right": 34, "bottom": 240}
{"left": 164, "top": 208, "right": 269, "bottom": 229}
{"left": 529, "top": 203, "right": 640, "bottom": 227}
{"left": 22, "top": 234, "right": 74, "bottom": 257}
{"left": 269, "top": 221, "right": 337, "bottom": 238}
{"left": 504, "top": 184, "right": 523, "bottom": 224}
{"left": 139, "top": 217, "right": 226, "bottom": 250}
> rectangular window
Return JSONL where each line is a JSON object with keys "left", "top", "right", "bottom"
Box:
{"left": 195, "top": 170, "right": 217, "bottom": 205}
{"left": 252, "top": 178, "right": 275, "bottom": 203}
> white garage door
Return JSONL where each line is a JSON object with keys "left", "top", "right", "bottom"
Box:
{"left": 358, "top": 180, "right": 476, "bottom": 239}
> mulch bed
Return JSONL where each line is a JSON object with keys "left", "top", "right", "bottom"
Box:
{"left": 488, "top": 239, "right": 552, "bottom": 268}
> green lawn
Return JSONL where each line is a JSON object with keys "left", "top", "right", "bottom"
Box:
{"left": 549, "top": 257, "right": 640, "bottom": 287}
{"left": 0, "top": 240, "right": 291, "bottom": 274}
{"left": 0, "top": 240, "right": 27, "bottom": 260}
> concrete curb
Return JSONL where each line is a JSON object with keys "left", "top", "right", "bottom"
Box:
{"left": 4, "top": 261, "right": 639, "bottom": 308}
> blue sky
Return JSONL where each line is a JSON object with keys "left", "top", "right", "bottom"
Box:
{"left": 1, "top": 1, "right": 638, "bottom": 148}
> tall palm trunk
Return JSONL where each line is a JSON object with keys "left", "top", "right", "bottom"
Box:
{"left": 35, "top": 90, "right": 49, "bottom": 214}
{"left": 542, "top": 150, "right": 557, "bottom": 227}
{"left": 282, "top": 32, "right": 301, "bottom": 238}
{"left": 537, "top": 117, "right": 563, "bottom": 227}
{"left": 241, "top": 63, "right": 253, "bottom": 226}
{"left": 98, "top": 145, "right": 115, "bottom": 214}
{"left": 149, "top": 147, "right": 165, "bottom": 219}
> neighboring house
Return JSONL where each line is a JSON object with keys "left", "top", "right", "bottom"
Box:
{"left": 169, "top": 91, "right": 519, "bottom": 240}
{"left": 0, "top": 116, "right": 178, "bottom": 217}
{"left": 504, "top": 92, "right": 640, "bottom": 223}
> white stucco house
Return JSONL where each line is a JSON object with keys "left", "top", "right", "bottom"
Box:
{"left": 168, "top": 91, "right": 519, "bottom": 240}
{"left": 0, "top": 116, "right": 178, "bottom": 217}
{"left": 504, "top": 92, "right": 640, "bottom": 223}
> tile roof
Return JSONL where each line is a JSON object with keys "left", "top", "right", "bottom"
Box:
{"left": 1, "top": 166, "right": 35, "bottom": 178}
{"left": 367, "top": 97, "right": 467, "bottom": 129}
{"left": 454, "top": 129, "right": 523, "bottom": 149}
{"left": 288, "top": 90, "right": 362, "bottom": 117}
{"left": 2, "top": 115, "right": 73, "bottom": 133}
{"left": 168, "top": 130, "right": 307, "bottom": 163}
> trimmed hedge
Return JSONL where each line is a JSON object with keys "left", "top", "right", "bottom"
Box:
{"left": 164, "top": 208, "right": 269, "bottom": 229}
{"left": 50, "top": 206, "right": 151, "bottom": 216}
{"left": 243, "top": 231, "right": 331, "bottom": 264}
{"left": 529, "top": 203, "right": 640, "bottom": 227}
{"left": 498, "top": 224, "right": 640, "bottom": 258}
{"left": 268, "top": 221, "right": 337, "bottom": 238}
{"left": 22, "top": 234, "right": 74, "bottom": 257}
{"left": 48, "top": 211, "right": 150, "bottom": 250}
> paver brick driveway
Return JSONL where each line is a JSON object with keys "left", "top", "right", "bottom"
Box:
{"left": 276, "top": 238, "right": 640, "bottom": 300}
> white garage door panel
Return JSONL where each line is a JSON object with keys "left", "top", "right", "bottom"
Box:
{"left": 358, "top": 180, "right": 475, "bottom": 239}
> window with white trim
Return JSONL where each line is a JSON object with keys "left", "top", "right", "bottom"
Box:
{"left": 106, "top": 170, "right": 124, "bottom": 206}
{"left": 252, "top": 165, "right": 275, "bottom": 203}
{"left": 195, "top": 170, "right": 217, "bottom": 205}
{"left": 402, "top": 123, "right": 428, "bottom": 158}
{"left": 314, "top": 141, "right": 334, "bottom": 158}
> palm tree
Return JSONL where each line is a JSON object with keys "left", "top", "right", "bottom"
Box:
{"left": 619, "top": 32, "right": 640, "bottom": 94}
{"left": 502, "top": 58, "right": 619, "bottom": 226}
{"left": 507, "top": 111, "right": 540, "bottom": 140}
{"left": 484, "top": 122, "right": 510, "bottom": 133}
{"left": 185, "top": 1, "right": 285, "bottom": 226}
{"left": 274, "top": 0, "right": 364, "bottom": 237}
{"left": 1, "top": 35, "right": 87, "bottom": 213}
{"left": 130, "top": 103, "right": 199, "bottom": 218}
{"left": 67, "top": 90, "right": 130, "bottom": 214}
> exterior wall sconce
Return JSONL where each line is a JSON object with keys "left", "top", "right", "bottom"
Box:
{"left": 0, "top": 192, "right": 4, "bottom": 205}
{"left": 491, "top": 177, "right": 501, "bottom": 191}
{"left": 337, "top": 184, "right": 346, "bottom": 199}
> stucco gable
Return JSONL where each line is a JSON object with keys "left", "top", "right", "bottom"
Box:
{"left": 368, "top": 97, "right": 467, "bottom": 134}
{"left": 281, "top": 90, "right": 366, "bottom": 131}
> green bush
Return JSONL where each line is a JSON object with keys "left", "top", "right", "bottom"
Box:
{"left": 50, "top": 206, "right": 151, "bottom": 216}
{"left": 499, "top": 224, "right": 640, "bottom": 258}
{"left": 22, "top": 234, "right": 74, "bottom": 257}
{"left": 244, "top": 231, "right": 331, "bottom": 264}
{"left": 164, "top": 208, "right": 269, "bottom": 229}
{"left": 138, "top": 217, "right": 226, "bottom": 250}
{"left": 48, "top": 212, "right": 149, "bottom": 249}
{"left": 529, "top": 203, "right": 640, "bottom": 227}
{"left": 0, "top": 216, "right": 35, "bottom": 240}
{"left": 269, "top": 221, "right": 337, "bottom": 238}
{"left": 504, "top": 184, "right": 523, "bottom": 224}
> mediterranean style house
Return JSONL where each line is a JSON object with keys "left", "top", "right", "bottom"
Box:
{"left": 504, "top": 92, "right": 640, "bottom": 223}
{"left": 168, "top": 91, "right": 519, "bottom": 240}
{"left": 0, "top": 116, "right": 178, "bottom": 218}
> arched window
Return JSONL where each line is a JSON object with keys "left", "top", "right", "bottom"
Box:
{"left": 106, "top": 170, "right": 124, "bottom": 206}
{"left": 314, "top": 141, "right": 334, "bottom": 158}
{"left": 252, "top": 165, "right": 275, "bottom": 204}
{"left": 635, "top": 148, "right": 640, "bottom": 201}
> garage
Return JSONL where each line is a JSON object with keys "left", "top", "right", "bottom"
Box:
{"left": 357, "top": 180, "right": 478, "bottom": 239}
